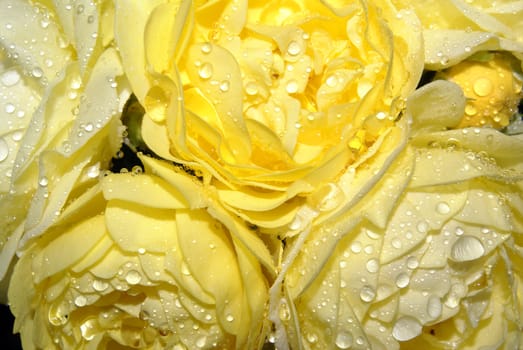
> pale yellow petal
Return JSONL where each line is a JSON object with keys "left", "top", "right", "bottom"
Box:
{"left": 176, "top": 208, "right": 244, "bottom": 335}
{"left": 105, "top": 198, "right": 177, "bottom": 253}
{"left": 32, "top": 215, "right": 106, "bottom": 283}
{"left": 144, "top": 0, "right": 193, "bottom": 73}
{"left": 0, "top": 0, "right": 71, "bottom": 84}
{"left": 102, "top": 173, "right": 188, "bottom": 209}
{"left": 185, "top": 42, "right": 251, "bottom": 162}
{"left": 114, "top": 0, "right": 165, "bottom": 101}
{"left": 407, "top": 80, "right": 465, "bottom": 131}
{"left": 139, "top": 154, "right": 207, "bottom": 208}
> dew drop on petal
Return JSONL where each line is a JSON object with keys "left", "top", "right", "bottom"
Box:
{"left": 335, "top": 331, "right": 353, "bottom": 349}
{"left": 144, "top": 86, "right": 169, "bottom": 122}
{"left": 1, "top": 70, "right": 21, "bottom": 86}
{"left": 219, "top": 80, "right": 230, "bottom": 92}
{"left": 427, "top": 295, "right": 442, "bottom": 319}
{"left": 395, "top": 272, "right": 410, "bottom": 288}
{"left": 465, "top": 104, "right": 477, "bottom": 116}
{"left": 39, "top": 176, "right": 48, "bottom": 187}
{"left": 391, "top": 238, "right": 403, "bottom": 249}
{"left": 92, "top": 280, "right": 109, "bottom": 292}
{"left": 201, "top": 42, "right": 212, "bottom": 54}
{"left": 366, "top": 258, "right": 379, "bottom": 273}
{"left": 32, "top": 67, "right": 43, "bottom": 78}
{"left": 80, "top": 319, "right": 96, "bottom": 340}
{"left": 279, "top": 300, "right": 291, "bottom": 321}
{"left": 360, "top": 285, "right": 376, "bottom": 302}
{"left": 450, "top": 235, "right": 485, "bottom": 262}
{"left": 416, "top": 221, "right": 429, "bottom": 233}
{"left": 436, "top": 201, "right": 450, "bottom": 214}
{"left": 195, "top": 335, "right": 207, "bottom": 348}
{"left": 473, "top": 78, "right": 493, "bottom": 97}
{"left": 74, "top": 295, "right": 87, "bottom": 307}
{"left": 5, "top": 103, "right": 15, "bottom": 114}
{"left": 12, "top": 131, "right": 23, "bottom": 141}
{"left": 286, "top": 79, "right": 299, "bottom": 94}
{"left": 326, "top": 75, "right": 339, "bottom": 87}
{"left": 245, "top": 82, "right": 258, "bottom": 95}
{"left": 225, "top": 314, "right": 234, "bottom": 322}
{"left": 0, "top": 138, "right": 9, "bottom": 162}
{"left": 125, "top": 270, "right": 142, "bottom": 285}
{"left": 392, "top": 316, "right": 422, "bottom": 342}
{"left": 306, "top": 332, "right": 318, "bottom": 344}
{"left": 87, "top": 165, "right": 100, "bottom": 178}
{"left": 48, "top": 304, "right": 69, "bottom": 325}
{"left": 406, "top": 256, "right": 419, "bottom": 269}
{"left": 198, "top": 62, "right": 213, "bottom": 80}
{"left": 287, "top": 41, "right": 301, "bottom": 56}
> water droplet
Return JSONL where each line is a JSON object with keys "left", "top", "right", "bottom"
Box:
{"left": 350, "top": 241, "right": 362, "bottom": 254}
{"left": 225, "top": 314, "right": 234, "bottom": 322}
{"left": 84, "top": 123, "right": 94, "bottom": 132}
{"left": 74, "top": 295, "right": 87, "bottom": 307}
{"left": 39, "top": 176, "right": 48, "bottom": 187}
{"left": 198, "top": 62, "right": 213, "bottom": 79}
{"left": 465, "top": 104, "right": 477, "bottom": 116}
{"left": 360, "top": 285, "right": 376, "bottom": 302}
{"left": 125, "top": 270, "right": 142, "bottom": 285}
{"left": 144, "top": 85, "right": 169, "bottom": 122}
{"left": 201, "top": 42, "right": 212, "bottom": 54}
{"left": 32, "top": 67, "right": 43, "bottom": 78}
{"left": 1, "top": 70, "right": 21, "bottom": 86}
{"left": 80, "top": 319, "right": 96, "bottom": 340}
{"left": 326, "top": 75, "right": 339, "bottom": 87}
{"left": 392, "top": 238, "right": 403, "bottom": 249}
{"left": 395, "top": 272, "right": 410, "bottom": 288}
{"left": 48, "top": 304, "right": 69, "bottom": 325}
{"left": 335, "top": 331, "right": 353, "bottom": 349}
{"left": 473, "top": 78, "right": 493, "bottom": 97}
{"left": 309, "top": 183, "right": 345, "bottom": 212}
{"left": 0, "top": 139, "right": 11, "bottom": 162}
{"left": 287, "top": 41, "right": 301, "bottom": 56}
{"left": 306, "top": 332, "right": 318, "bottom": 343}
{"left": 366, "top": 258, "right": 379, "bottom": 273}
{"left": 245, "top": 82, "right": 258, "bottom": 95}
{"left": 450, "top": 235, "right": 485, "bottom": 262}
{"left": 195, "top": 335, "right": 207, "bottom": 348}
{"left": 286, "top": 79, "right": 299, "bottom": 93}
{"left": 4, "top": 103, "right": 15, "bottom": 114}
{"left": 92, "top": 280, "right": 109, "bottom": 292}
{"left": 427, "top": 295, "right": 442, "bottom": 319}
{"left": 416, "top": 221, "right": 429, "bottom": 233}
{"left": 12, "top": 131, "right": 23, "bottom": 141}
{"left": 406, "top": 256, "right": 419, "bottom": 269}
{"left": 70, "top": 78, "right": 82, "bottom": 90}
{"left": 436, "top": 201, "right": 450, "bottom": 214}
{"left": 219, "top": 80, "right": 230, "bottom": 92}
{"left": 392, "top": 316, "right": 422, "bottom": 341}
{"left": 180, "top": 262, "right": 191, "bottom": 276}
{"left": 279, "top": 300, "right": 291, "bottom": 321}
{"left": 86, "top": 165, "right": 100, "bottom": 178}
{"left": 375, "top": 111, "right": 387, "bottom": 120}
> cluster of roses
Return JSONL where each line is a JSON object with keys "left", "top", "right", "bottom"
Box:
{"left": 1, "top": 0, "right": 522, "bottom": 349}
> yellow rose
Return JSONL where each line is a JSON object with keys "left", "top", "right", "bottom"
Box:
{"left": 115, "top": 0, "right": 424, "bottom": 234}
{"left": 0, "top": 0, "right": 126, "bottom": 295}
{"left": 436, "top": 53, "right": 522, "bottom": 129}
{"left": 391, "top": 0, "right": 523, "bottom": 70}
{"left": 8, "top": 155, "right": 274, "bottom": 349}
{"left": 276, "top": 80, "right": 523, "bottom": 349}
